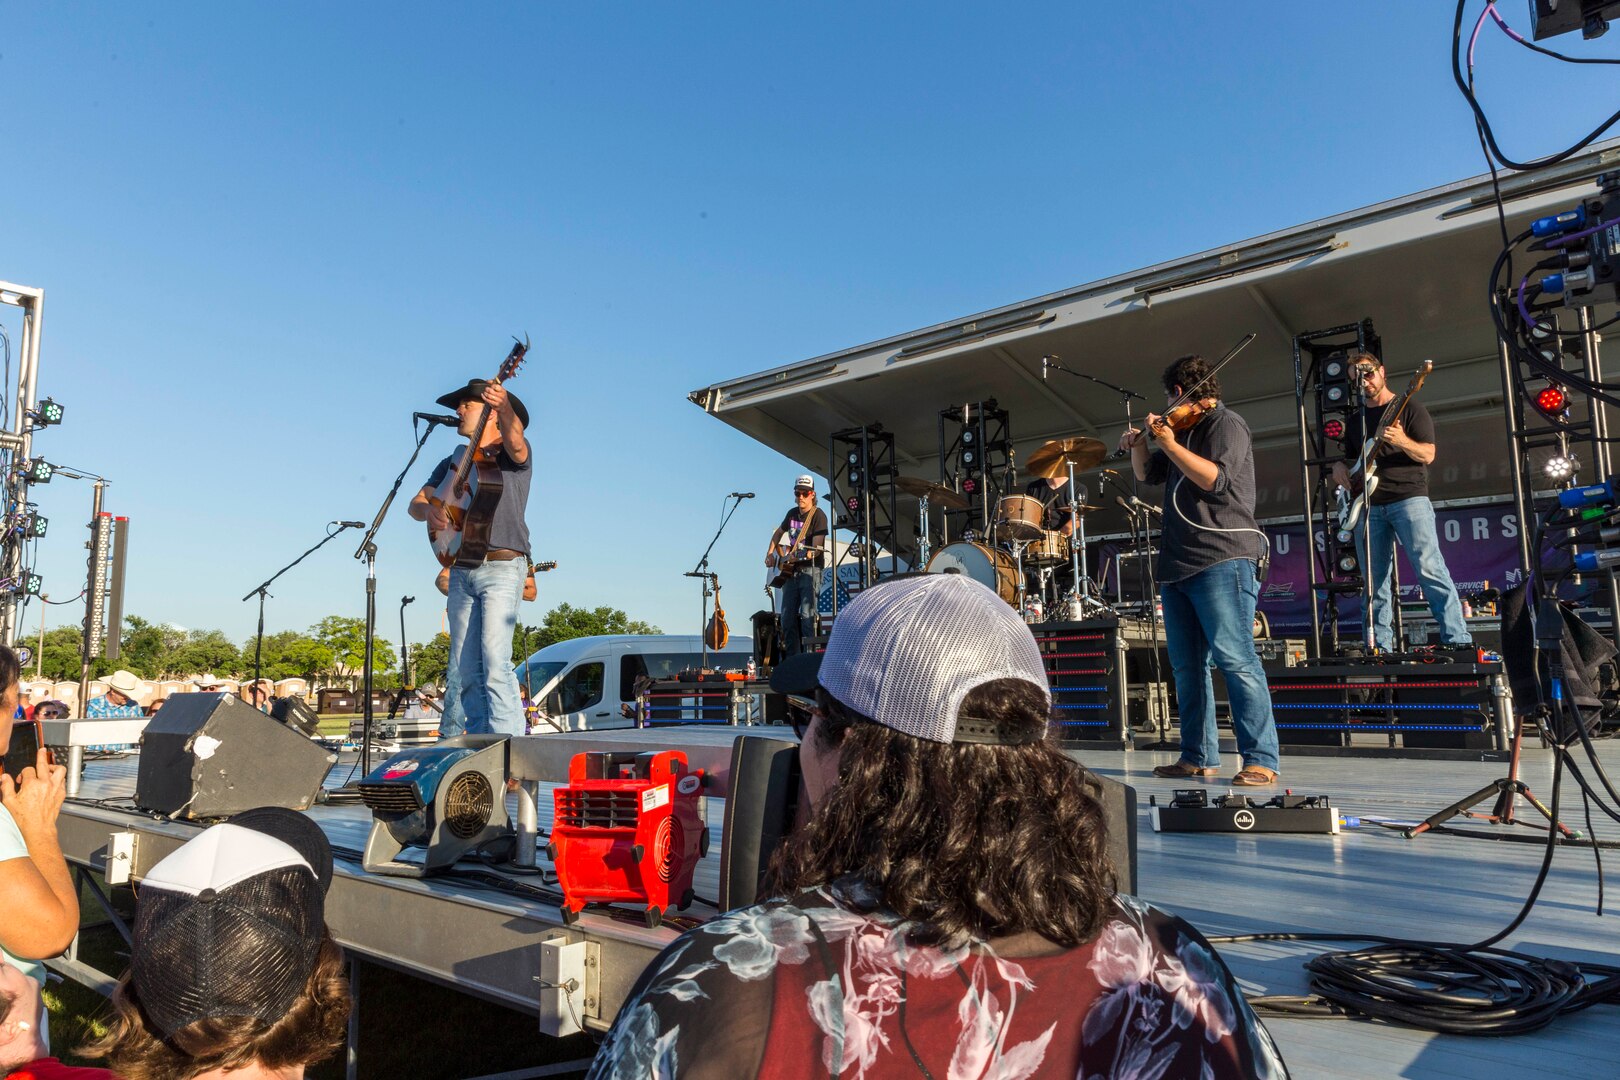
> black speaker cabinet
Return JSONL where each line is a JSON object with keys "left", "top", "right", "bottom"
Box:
{"left": 136, "top": 693, "right": 338, "bottom": 818}
{"left": 717, "top": 735, "right": 1139, "bottom": 909}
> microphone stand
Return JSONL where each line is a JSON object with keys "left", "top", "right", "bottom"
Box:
{"left": 241, "top": 523, "right": 360, "bottom": 689}
{"left": 690, "top": 494, "right": 749, "bottom": 670}
{"left": 1043, "top": 359, "right": 1146, "bottom": 488}
{"left": 351, "top": 420, "right": 441, "bottom": 784}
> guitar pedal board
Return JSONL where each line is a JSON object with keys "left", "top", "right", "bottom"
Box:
{"left": 1149, "top": 789, "right": 1339, "bottom": 834}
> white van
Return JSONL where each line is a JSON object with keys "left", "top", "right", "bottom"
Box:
{"left": 514, "top": 634, "right": 753, "bottom": 731}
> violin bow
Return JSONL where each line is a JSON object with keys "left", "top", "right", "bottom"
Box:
{"left": 1163, "top": 332, "right": 1257, "bottom": 414}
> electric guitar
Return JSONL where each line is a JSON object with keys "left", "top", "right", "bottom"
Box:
{"left": 436, "top": 559, "right": 555, "bottom": 599}
{"left": 425, "top": 337, "right": 529, "bottom": 569}
{"left": 1334, "top": 359, "right": 1433, "bottom": 536}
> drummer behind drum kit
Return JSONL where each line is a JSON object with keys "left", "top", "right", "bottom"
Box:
{"left": 907, "top": 435, "right": 1119, "bottom": 623}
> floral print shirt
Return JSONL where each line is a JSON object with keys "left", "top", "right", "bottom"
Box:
{"left": 588, "top": 883, "right": 1287, "bottom": 1079}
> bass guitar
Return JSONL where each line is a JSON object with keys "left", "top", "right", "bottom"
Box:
{"left": 1334, "top": 358, "right": 1433, "bottom": 536}
{"left": 426, "top": 337, "right": 529, "bottom": 570}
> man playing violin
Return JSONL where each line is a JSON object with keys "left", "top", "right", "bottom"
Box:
{"left": 409, "top": 378, "right": 532, "bottom": 738}
{"left": 1119, "top": 354, "right": 1281, "bottom": 787}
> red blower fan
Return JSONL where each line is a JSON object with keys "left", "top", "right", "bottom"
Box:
{"left": 548, "top": 750, "right": 708, "bottom": 928}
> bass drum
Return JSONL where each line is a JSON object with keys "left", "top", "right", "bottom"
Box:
{"left": 925, "top": 542, "right": 1019, "bottom": 605}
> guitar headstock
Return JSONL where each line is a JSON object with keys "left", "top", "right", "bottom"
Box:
{"left": 1407, "top": 359, "right": 1434, "bottom": 393}
{"left": 497, "top": 334, "right": 530, "bottom": 384}
{"left": 531, "top": 560, "right": 558, "bottom": 573}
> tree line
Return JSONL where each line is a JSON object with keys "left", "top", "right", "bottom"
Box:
{"left": 28, "top": 604, "right": 660, "bottom": 686}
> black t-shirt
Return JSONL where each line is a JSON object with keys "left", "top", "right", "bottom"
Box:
{"left": 1342, "top": 399, "right": 1435, "bottom": 504}
{"left": 777, "top": 506, "right": 828, "bottom": 568}
{"left": 1023, "top": 478, "right": 1074, "bottom": 529}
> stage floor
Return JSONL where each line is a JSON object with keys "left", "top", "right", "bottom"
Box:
{"left": 58, "top": 732, "right": 1620, "bottom": 1080}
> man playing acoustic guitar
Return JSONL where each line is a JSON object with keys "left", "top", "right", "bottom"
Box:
{"left": 1330, "top": 355, "right": 1470, "bottom": 652}
{"left": 409, "top": 378, "right": 532, "bottom": 737}
{"left": 765, "top": 475, "right": 827, "bottom": 656}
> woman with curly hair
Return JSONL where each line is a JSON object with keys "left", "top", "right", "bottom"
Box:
{"left": 588, "top": 573, "right": 1286, "bottom": 1079}
{"left": 82, "top": 807, "right": 351, "bottom": 1080}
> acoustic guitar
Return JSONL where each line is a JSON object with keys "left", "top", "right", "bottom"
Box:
{"left": 426, "top": 337, "right": 529, "bottom": 570}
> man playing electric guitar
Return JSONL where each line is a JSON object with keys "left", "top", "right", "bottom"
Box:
{"left": 764, "top": 475, "right": 828, "bottom": 656}
{"left": 409, "top": 378, "right": 532, "bottom": 737}
{"left": 1330, "top": 356, "right": 1470, "bottom": 652}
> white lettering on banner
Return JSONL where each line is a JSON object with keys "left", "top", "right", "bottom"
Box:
{"left": 1471, "top": 462, "right": 1489, "bottom": 480}
{"left": 1275, "top": 533, "right": 1291, "bottom": 555}
{"left": 1473, "top": 517, "right": 1490, "bottom": 540}
{"left": 1314, "top": 529, "right": 1327, "bottom": 553}
{"left": 1442, "top": 465, "right": 1459, "bottom": 483}
{"left": 1443, "top": 520, "right": 1461, "bottom": 542}
{"left": 1503, "top": 514, "right": 1518, "bottom": 539}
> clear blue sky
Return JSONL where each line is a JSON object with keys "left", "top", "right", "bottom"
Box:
{"left": 2, "top": 3, "right": 1613, "bottom": 653}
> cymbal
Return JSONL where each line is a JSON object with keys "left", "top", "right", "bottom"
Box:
{"left": 893, "top": 475, "right": 971, "bottom": 510}
{"left": 1025, "top": 437, "right": 1108, "bottom": 478}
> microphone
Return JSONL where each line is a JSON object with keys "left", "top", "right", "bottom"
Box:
{"left": 1559, "top": 479, "right": 1619, "bottom": 509}
{"left": 402, "top": 596, "right": 415, "bottom": 606}
{"left": 683, "top": 571, "right": 707, "bottom": 578}
{"left": 730, "top": 492, "right": 755, "bottom": 499}
{"left": 1125, "top": 495, "right": 1161, "bottom": 518}
{"left": 414, "top": 412, "right": 459, "bottom": 427}
{"left": 1116, "top": 496, "right": 1138, "bottom": 517}
{"left": 334, "top": 521, "right": 367, "bottom": 529}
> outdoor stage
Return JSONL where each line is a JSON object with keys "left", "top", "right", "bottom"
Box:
{"left": 50, "top": 728, "right": 1620, "bottom": 1080}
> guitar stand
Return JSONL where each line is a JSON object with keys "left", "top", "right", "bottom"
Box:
{"left": 1404, "top": 709, "right": 1580, "bottom": 840}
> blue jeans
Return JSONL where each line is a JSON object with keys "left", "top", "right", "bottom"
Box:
{"left": 442, "top": 557, "right": 527, "bottom": 737}
{"left": 1354, "top": 496, "right": 1472, "bottom": 651}
{"left": 1160, "top": 558, "right": 1280, "bottom": 772}
{"left": 779, "top": 567, "right": 822, "bottom": 655}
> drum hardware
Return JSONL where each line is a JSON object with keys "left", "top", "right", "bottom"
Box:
{"left": 1062, "top": 457, "right": 1114, "bottom": 620}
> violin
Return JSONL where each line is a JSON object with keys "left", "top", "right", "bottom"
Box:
{"left": 1150, "top": 396, "right": 1218, "bottom": 436}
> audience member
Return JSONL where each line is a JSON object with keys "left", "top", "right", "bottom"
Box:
{"left": 588, "top": 575, "right": 1286, "bottom": 1079}
{"left": 85, "top": 806, "right": 350, "bottom": 1080}
{"left": 241, "top": 681, "right": 272, "bottom": 713}
{"left": 143, "top": 697, "right": 166, "bottom": 718}
{"left": 0, "top": 958, "right": 115, "bottom": 1078}
{"left": 84, "top": 672, "right": 143, "bottom": 719}
{"left": 31, "top": 703, "right": 69, "bottom": 722}
{"left": 0, "top": 643, "right": 80, "bottom": 1044}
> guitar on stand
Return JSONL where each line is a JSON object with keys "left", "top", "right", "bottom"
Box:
{"left": 1334, "top": 358, "right": 1433, "bottom": 538}
{"left": 424, "top": 337, "right": 529, "bottom": 569}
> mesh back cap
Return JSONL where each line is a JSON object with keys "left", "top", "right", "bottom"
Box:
{"left": 132, "top": 819, "right": 327, "bottom": 1037}
{"left": 781, "top": 574, "right": 1050, "bottom": 743}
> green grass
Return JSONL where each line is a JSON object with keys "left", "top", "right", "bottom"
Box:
{"left": 47, "top": 871, "right": 597, "bottom": 1078}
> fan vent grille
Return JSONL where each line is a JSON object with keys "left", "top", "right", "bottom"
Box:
{"left": 444, "top": 771, "right": 494, "bottom": 838}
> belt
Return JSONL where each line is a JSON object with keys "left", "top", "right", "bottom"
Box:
{"left": 485, "top": 549, "right": 525, "bottom": 562}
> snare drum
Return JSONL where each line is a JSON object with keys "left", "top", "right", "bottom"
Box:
{"left": 1025, "top": 529, "right": 1070, "bottom": 567}
{"left": 925, "top": 542, "right": 1019, "bottom": 604}
{"left": 995, "top": 495, "right": 1046, "bottom": 541}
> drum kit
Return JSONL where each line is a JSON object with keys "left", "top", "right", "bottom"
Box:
{"left": 907, "top": 435, "right": 1117, "bottom": 622}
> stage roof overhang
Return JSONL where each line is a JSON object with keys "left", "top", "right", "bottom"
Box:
{"left": 693, "top": 140, "right": 1620, "bottom": 541}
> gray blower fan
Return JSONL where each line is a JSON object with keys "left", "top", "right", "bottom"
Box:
{"left": 358, "top": 734, "right": 511, "bottom": 877}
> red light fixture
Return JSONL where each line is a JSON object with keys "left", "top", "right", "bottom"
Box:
{"left": 1323, "top": 419, "right": 1345, "bottom": 440}
{"left": 1533, "top": 384, "right": 1569, "bottom": 418}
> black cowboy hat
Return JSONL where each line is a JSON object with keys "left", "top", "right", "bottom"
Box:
{"left": 436, "top": 379, "right": 530, "bottom": 429}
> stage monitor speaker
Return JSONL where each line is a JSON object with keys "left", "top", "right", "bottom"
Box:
{"left": 136, "top": 693, "right": 338, "bottom": 818}
{"left": 717, "top": 736, "right": 1138, "bottom": 909}
{"left": 270, "top": 694, "right": 323, "bottom": 737}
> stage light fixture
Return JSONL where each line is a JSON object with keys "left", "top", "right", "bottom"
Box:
{"left": 962, "top": 477, "right": 978, "bottom": 495}
{"left": 31, "top": 397, "right": 63, "bottom": 426}
{"left": 20, "top": 512, "right": 46, "bottom": 538}
{"left": 7, "top": 572, "right": 42, "bottom": 597}
{"left": 961, "top": 448, "right": 977, "bottom": 467}
{"left": 1533, "top": 383, "right": 1570, "bottom": 419}
{"left": 1545, "top": 453, "right": 1579, "bottom": 482}
{"left": 846, "top": 450, "right": 860, "bottom": 466}
{"left": 20, "top": 459, "right": 53, "bottom": 484}
{"left": 845, "top": 496, "right": 859, "bottom": 513}
{"left": 1336, "top": 551, "right": 1359, "bottom": 575}
{"left": 1323, "top": 418, "right": 1345, "bottom": 440}
{"left": 848, "top": 467, "right": 863, "bottom": 487}
{"left": 961, "top": 429, "right": 975, "bottom": 446}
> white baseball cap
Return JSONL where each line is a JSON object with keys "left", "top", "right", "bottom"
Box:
{"left": 770, "top": 574, "right": 1051, "bottom": 744}
{"left": 794, "top": 474, "right": 815, "bottom": 491}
